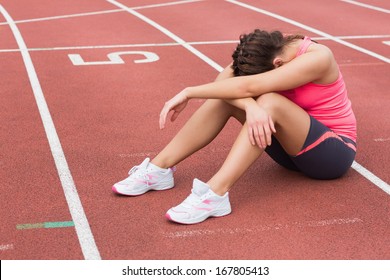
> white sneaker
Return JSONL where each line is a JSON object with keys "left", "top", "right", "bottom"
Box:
{"left": 166, "top": 178, "right": 231, "bottom": 224}
{"left": 112, "top": 158, "right": 174, "bottom": 196}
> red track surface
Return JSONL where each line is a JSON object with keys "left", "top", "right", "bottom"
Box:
{"left": 0, "top": 0, "right": 389, "bottom": 261}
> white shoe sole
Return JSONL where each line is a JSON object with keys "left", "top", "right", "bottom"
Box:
{"left": 112, "top": 184, "right": 174, "bottom": 196}
{"left": 165, "top": 207, "right": 231, "bottom": 224}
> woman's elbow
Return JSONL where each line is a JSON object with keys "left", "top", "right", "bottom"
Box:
{"left": 235, "top": 82, "right": 254, "bottom": 98}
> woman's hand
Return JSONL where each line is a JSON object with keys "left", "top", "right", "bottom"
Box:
{"left": 159, "top": 89, "right": 190, "bottom": 129}
{"left": 245, "top": 102, "right": 276, "bottom": 149}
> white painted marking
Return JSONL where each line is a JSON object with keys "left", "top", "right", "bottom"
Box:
{"left": 0, "top": 5, "right": 101, "bottom": 260}
{"left": 341, "top": 0, "right": 390, "bottom": 14}
{"left": 2, "top": 35, "right": 390, "bottom": 53}
{"left": 0, "top": 42, "right": 181, "bottom": 53}
{"left": 226, "top": 0, "right": 390, "bottom": 64}
{"left": 0, "top": 0, "right": 203, "bottom": 26}
{"left": 383, "top": 41, "right": 390, "bottom": 46}
{"left": 118, "top": 147, "right": 231, "bottom": 158}
{"left": 374, "top": 138, "right": 390, "bottom": 142}
{"left": 352, "top": 162, "right": 390, "bottom": 195}
{"left": 131, "top": 0, "right": 203, "bottom": 10}
{"left": 119, "top": 152, "right": 157, "bottom": 158}
{"left": 164, "top": 218, "right": 363, "bottom": 238}
{"left": 332, "top": 35, "right": 390, "bottom": 40}
{"left": 106, "top": 0, "right": 224, "bottom": 72}
{"left": 0, "top": 9, "right": 124, "bottom": 26}
{"left": 0, "top": 244, "right": 14, "bottom": 251}
{"left": 339, "top": 62, "right": 385, "bottom": 67}
{"left": 68, "top": 51, "right": 159, "bottom": 66}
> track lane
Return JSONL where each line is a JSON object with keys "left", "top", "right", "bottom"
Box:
{"left": 0, "top": 51, "right": 83, "bottom": 259}
{"left": 0, "top": 3, "right": 101, "bottom": 259}
{"left": 0, "top": 24, "right": 18, "bottom": 50}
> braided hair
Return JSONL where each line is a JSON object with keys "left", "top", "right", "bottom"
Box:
{"left": 231, "top": 29, "right": 303, "bottom": 76}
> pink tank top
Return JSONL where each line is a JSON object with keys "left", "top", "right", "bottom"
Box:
{"left": 279, "top": 37, "right": 357, "bottom": 142}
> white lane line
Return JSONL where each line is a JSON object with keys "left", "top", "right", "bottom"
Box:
{"left": 1, "top": 35, "right": 390, "bottom": 53}
{"left": 107, "top": 0, "right": 390, "bottom": 196}
{"left": 106, "top": 0, "right": 224, "bottom": 72}
{"left": 331, "top": 35, "right": 390, "bottom": 40}
{"left": 226, "top": 0, "right": 390, "bottom": 64}
{"left": 0, "top": 42, "right": 180, "bottom": 53}
{"left": 352, "top": 162, "right": 390, "bottom": 195}
{"left": 0, "top": 42, "right": 177, "bottom": 53}
{"left": 164, "top": 218, "right": 364, "bottom": 238}
{"left": 0, "top": 0, "right": 203, "bottom": 26}
{"left": 0, "top": 40, "right": 239, "bottom": 53}
{"left": 132, "top": 0, "right": 203, "bottom": 10}
{"left": 341, "top": 0, "right": 390, "bottom": 14}
{"left": 0, "top": 9, "right": 123, "bottom": 25}
{"left": 339, "top": 62, "right": 385, "bottom": 67}
{"left": 0, "top": 5, "right": 101, "bottom": 260}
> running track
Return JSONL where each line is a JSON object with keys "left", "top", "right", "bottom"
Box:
{"left": 0, "top": 0, "right": 389, "bottom": 261}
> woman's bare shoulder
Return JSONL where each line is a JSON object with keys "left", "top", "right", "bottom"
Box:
{"left": 308, "top": 43, "right": 339, "bottom": 84}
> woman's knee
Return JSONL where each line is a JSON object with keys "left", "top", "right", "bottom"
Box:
{"left": 255, "top": 92, "right": 282, "bottom": 114}
{"left": 204, "top": 99, "right": 245, "bottom": 122}
{"left": 204, "top": 99, "right": 232, "bottom": 114}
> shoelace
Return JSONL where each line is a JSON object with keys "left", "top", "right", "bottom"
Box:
{"left": 127, "top": 165, "right": 149, "bottom": 181}
{"left": 181, "top": 191, "right": 212, "bottom": 208}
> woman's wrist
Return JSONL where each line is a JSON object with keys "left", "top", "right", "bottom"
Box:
{"left": 243, "top": 98, "right": 258, "bottom": 111}
{"left": 178, "top": 87, "right": 192, "bottom": 101}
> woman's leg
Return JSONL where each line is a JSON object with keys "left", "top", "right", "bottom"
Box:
{"left": 151, "top": 99, "right": 245, "bottom": 168}
{"left": 152, "top": 64, "right": 240, "bottom": 168}
{"left": 208, "top": 93, "right": 310, "bottom": 195}
{"left": 165, "top": 93, "right": 311, "bottom": 224}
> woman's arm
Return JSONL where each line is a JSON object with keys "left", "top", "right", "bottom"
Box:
{"left": 160, "top": 48, "right": 332, "bottom": 132}
{"left": 159, "top": 63, "right": 259, "bottom": 128}
{"left": 214, "top": 63, "right": 260, "bottom": 111}
{"left": 186, "top": 49, "right": 333, "bottom": 100}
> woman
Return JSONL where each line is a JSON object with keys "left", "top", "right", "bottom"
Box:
{"left": 112, "top": 29, "right": 357, "bottom": 225}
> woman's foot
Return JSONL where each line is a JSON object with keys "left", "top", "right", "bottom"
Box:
{"left": 166, "top": 178, "right": 231, "bottom": 224}
{"left": 112, "top": 158, "right": 175, "bottom": 196}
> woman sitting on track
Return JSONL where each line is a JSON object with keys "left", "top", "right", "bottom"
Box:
{"left": 112, "top": 29, "right": 357, "bottom": 225}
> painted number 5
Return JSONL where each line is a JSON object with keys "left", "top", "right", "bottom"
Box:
{"left": 68, "top": 51, "right": 159, "bottom": 66}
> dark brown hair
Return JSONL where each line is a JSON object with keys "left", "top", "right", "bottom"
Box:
{"left": 232, "top": 29, "right": 303, "bottom": 76}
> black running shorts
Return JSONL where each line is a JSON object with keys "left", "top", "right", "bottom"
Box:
{"left": 265, "top": 116, "right": 356, "bottom": 179}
